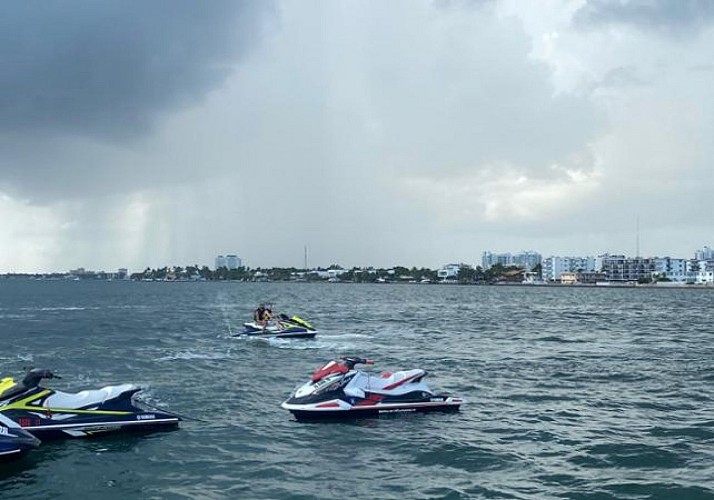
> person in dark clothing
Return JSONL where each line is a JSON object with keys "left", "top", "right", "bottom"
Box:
{"left": 254, "top": 303, "right": 271, "bottom": 329}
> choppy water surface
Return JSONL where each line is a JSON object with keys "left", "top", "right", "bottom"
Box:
{"left": 1, "top": 281, "right": 713, "bottom": 499}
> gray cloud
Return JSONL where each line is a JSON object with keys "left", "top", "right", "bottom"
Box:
{"left": 0, "top": 0, "right": 274, "bottom": 140}
{"left": 574, "top": 0, "right": 714, "bottom": 33}
{"left": 596, "top": 66, "right": 647, "bottom": 88}
{"left": 1, "top": 1, "right": 712, "bottom": 272}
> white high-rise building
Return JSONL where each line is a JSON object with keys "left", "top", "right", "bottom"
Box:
{"left": 225, "top": 254, "right": 242, "bottom": 270}
{"left": 482, "top": 251, "right": 541, "bottom": 271}
{"left": 596, "top": 254, "right": 656, "bottom": 282}
{"left": 696, "top": 261, "right": 714, "bottom": 284}
{"left": 542, "top": 256, "right": 596, "bottom": 282}
{"left": 695, "top": 246, "right": 714, "bottom": 261}
{"left": 653, "top": 257, "right": 689, "bottom": 282}
{"left": 216, "top": 254, "right": 241, "bottom": 270}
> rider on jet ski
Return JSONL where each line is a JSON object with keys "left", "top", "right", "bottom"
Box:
{"left": 253, "top": 304, "right": 273, "bottom": 329}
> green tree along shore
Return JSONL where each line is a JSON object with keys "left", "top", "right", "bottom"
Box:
{"left": 1, "top": 264, "right": 529, "bottom": 284}
{"left": 126, "top": 264, "right": 528, "bottom": 284}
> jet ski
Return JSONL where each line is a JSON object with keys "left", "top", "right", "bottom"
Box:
{"left": 241, "top": 314, "right": 317, "bottom": 339}
{"left": 281, "top": 356, "right": 463, "bottom": 420}
{"left": 0, "top": 415, "right": 40, "bottom": 461}
{"left": 0, "top": 368, "right": 181, "bottom": 440}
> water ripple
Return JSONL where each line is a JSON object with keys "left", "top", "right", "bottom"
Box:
{"left": 0, "top": 281, "right": 713, "bottom": 499}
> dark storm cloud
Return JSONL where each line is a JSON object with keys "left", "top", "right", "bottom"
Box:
{"left": 574, "top": 0, "right": 714, "bottom": 33}
{"left": 0, "top": 0, "right": 275, "bottom": 140}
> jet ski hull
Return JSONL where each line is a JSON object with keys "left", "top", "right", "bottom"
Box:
{"left": 283, "top": 398, "right": 462, "bottom": 421}
{"left": 18, "top": 415, "right": 181, "bottom": 440}
{"left": 0, "top": 424, "right": 41, "bottom": 461}
{"left": 240, "top": 322, "right": 317, "bottom": 339}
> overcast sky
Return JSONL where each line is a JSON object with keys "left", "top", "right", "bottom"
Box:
{"left": 1, "top": 0, "right": 713, "bottom": 272}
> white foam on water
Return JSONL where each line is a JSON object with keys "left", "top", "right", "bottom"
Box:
{"left": 27, "top": 306, "right": 93, "bottom": 311}
{"left": 0, "top": 353, "right": 34, "bottom": 362}
{"left": 154, "top": 350, "right": 232, "bottom": 362}
{"left": 318, "top": 333, "right": 371, "bottom": 339}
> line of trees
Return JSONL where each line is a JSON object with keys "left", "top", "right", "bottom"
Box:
{"left": 129, "top": 263, "right": 533, "bottom": 284}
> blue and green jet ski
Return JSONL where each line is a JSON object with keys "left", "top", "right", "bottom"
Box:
{"left": 240, "top": 314, "right": 318, "bottom": 339}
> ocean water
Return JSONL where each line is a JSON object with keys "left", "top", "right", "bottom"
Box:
{"left": 0, "top": 280, "right": 713, "bottom": 499}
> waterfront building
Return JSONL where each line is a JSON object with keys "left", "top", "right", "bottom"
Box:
{"left": 690, "top": 259, "right": 714, "bottom": 284}
{"left": 558, "top": 271, "right": 607, "bottom": 284}
{"left": 542, "top": 256, "right": 596, "bottom": 282}
{"left": 482, "top": 251, "right": 541, "bottom": 271}
{"left": 653, "top": 257, "right": 689, "bottom": 282}
{"left": 576, "top": 271, "right": 608, "bottom": 284}
{"left": 215, "top": 254, "right": 241, "bottom": 270}
{"left": 560, "top": 272, "right": 578, "bottom": 285}
{"left": 437, "top": 263, "right": 465, "bottom": 281}
{"left": 695, "top": 246, "right": 714, "bottom": 261}
{"left": 698, "top": 261, "right": 714, "bottom": 284}
{"left": 482, "top": 252, "right": 511, "bottom": 269}
{"left": 225, "top": 254, "right": 242, "bottom": 270}
{"left": 596, "top": 254, "right": 656, "bottom": 282}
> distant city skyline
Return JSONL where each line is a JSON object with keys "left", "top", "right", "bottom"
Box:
{"left": 1, "top": 1, "right": 713, "bottom": 273}
{"left": 4, "top": 244, "right": 711, "bottom": 278}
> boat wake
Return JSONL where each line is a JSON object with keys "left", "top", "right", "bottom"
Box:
{"left": 154, "top": 350, "right": 232, "bottom": 362}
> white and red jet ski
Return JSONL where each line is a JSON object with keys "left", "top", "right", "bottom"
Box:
{"left": 281, "top": 357, "right": 463, "bottom": 420}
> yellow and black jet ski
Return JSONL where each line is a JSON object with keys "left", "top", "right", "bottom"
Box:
{"left": 240, "top": 313, "right": 318, "bottom": 339}
{"left": 0, "top": 368, "right": 180, "bottom": 440}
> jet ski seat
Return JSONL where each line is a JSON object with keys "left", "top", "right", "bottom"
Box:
{"left": 44, "top": 384, "right": 138, "bottom": 409}
{"left": 367, "top": 369, "right": 425, "bottom": 391}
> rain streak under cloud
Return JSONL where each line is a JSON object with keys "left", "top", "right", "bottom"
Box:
{"left": 0, "top": 0, "right": 713, "bottom": 273}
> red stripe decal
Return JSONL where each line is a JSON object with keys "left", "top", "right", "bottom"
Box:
{"left": 315, "top": 402, "right": 341, "bottom": 408}
{"left": 382, "top": 373, "right": 420, "bottom": 390}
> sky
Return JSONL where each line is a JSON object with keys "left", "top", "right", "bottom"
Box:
{"left": 1, "top": 0, "right": 713, "bottom": 273}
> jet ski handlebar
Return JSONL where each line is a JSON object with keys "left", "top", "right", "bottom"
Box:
{"left": 339, "top": 356, "right": 374, "bottom": 369}
{"left": 21, "top": 368, "right": 61, "bottom": 389}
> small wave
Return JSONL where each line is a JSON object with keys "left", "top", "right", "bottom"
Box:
{"left": 154, "top": 351, "right": 231, "bottom": 362}
{"left": 22, "top": 306, "right": 92, "bottom": 311}
{"left": 255, "top": 337, "right": 363, "bottom": 351}
{"left": 0, "top": 353, "right": 34, "bottom": 362}
{"left": 318, "top": 333, "right": 370, "bottom": 339}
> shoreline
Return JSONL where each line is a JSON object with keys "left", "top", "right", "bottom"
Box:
{"left": 2, "top": 277, "right": 713, "bottom": 290}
